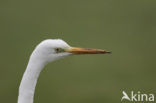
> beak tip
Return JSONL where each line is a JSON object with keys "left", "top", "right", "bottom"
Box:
{"left": 107, "top": 51, "right": 112, "bottom": 54}
{"left": 103, "top": 51, "right": 112, "bottom": 54}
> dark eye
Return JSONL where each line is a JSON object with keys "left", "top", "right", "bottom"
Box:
{"left": 55, "top": 48, "right": 65, "bottom": 53}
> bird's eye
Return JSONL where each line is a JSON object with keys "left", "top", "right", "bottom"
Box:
{"left": 55, "top": 48, "right": 65, "bottom": 53}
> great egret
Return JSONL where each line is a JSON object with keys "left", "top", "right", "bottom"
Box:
{"left": 18, "top": 39, "right": 111, "bottom": 103}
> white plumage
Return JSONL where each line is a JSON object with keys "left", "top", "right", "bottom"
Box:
{"left": 18, "top": 39, "right": 110, "bottom": 103}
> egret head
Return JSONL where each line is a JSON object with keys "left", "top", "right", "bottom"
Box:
{"left": 32, "top": 39, "right": 111, "bottom": 64}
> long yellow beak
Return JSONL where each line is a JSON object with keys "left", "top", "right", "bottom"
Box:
{"left": 66, "top": 47, "right": 111, "bottom": 54}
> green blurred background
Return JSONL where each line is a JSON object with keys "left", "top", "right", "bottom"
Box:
{"left": 0, "top": 0, "right": 156, "bottom": 103}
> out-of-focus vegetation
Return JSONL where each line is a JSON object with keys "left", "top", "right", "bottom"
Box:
{"left": 0, "top": 0, "right": 156, "bottom": 103}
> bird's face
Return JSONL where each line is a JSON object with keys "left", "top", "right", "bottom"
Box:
{"left": 34, "top": 39, "right": 111, "bottom": 63}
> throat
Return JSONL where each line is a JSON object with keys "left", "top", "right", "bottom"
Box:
{"left": 18, "top": 57, "right": 45, "bottom": 103}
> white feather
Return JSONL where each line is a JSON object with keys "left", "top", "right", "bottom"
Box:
{"left": 18, "top": 39, "right": 71, "bottom": 103}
